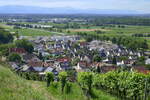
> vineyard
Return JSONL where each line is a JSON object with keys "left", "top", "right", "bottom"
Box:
{"left": 45, "top": 70, "right": 150, "bottom": 100}
{"left": 92, "top": 71, "right": 150, "bottom": 100}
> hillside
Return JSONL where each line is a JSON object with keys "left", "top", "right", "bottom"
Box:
{"left": 0, "top": 63, "right": 119, "bottom": 100}
{"left": 0, "top": 64, "right": 54, "bottom": 100}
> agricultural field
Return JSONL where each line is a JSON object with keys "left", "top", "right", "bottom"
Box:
{"left": 10, "top": 28, "right": 53, "bottom": 36}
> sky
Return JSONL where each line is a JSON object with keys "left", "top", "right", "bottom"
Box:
{"left": 0, "top": 0, "right": 149, "bottom": 13}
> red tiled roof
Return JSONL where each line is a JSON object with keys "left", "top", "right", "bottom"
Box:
{"left": 134, "top": 66, "right": 150, "bottom": 74}
{"left": 101, "top": 66, "right": 118, "bottom": 73}
{"left": 10, "top": 48, "right": 26, "bottom": 54}
{"left": 57, "top": 57, "right": 71, "bottom": 62}
{"left": 28, "top": 61, "right": 44, "bottom": 67}
{"left": 79, "top": 42, "right": 87, "bottom": 46}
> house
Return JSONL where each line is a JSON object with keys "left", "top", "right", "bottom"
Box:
{"left": 79, "top": 42, "right": 88, "bottom": 48}
{"left": 10, "top": 48, "right": 26, "bottom": 54}
{"left": 44, "top": 67, "right": 58, "bottom": 75}
{"left": 145, "top": 58, "right": 150, "bottom": 65}
{"left": 100, "top": 66, "right": 117, "bottom": 73}
{"left": 21, "top": 65, "right": 35, "bottom": 72}
{"left": 9, "top": 62, "right": 20, "bottom": 70}
{"left": 28, "top": 61, "right": 44, "bottom": 67}
{"left": 76, "top": 61, "right": 89, "bottom": 71}
{"left": 58, "top": 62, "right": 71, "bottom": 70}
{"left": 83, "top": 55, "right": 91, "bottom": 63}
{"left": 57, "top": 57, "right": 71, "bottom": 63}
{"left": 33, "top": 67, "right": 45, "bottom": 72}
{"left": 117, "top": 60, "right": 124, "bottom": 66}
{"left": 22, "top": 54, "right": 40, "bottom": 63}
{"left": 133, "top": 66, "right": 150, "bottom": 74}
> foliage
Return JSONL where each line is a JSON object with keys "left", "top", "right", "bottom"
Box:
{"left": 137, "top": 56, "right": 146, "bottom": 65}
{"left": 93, "top": 71, "right": 150, "bottom": 100}
{"left": 71, "top": 57, "right": 80, "bottom": 66}
{"left": 8, "top": 53, "right": 21, "bottom": 62}
{"left": 112, "top": 56, "right": 117, "bottom": 65}
{"left": 0, "top": 64, "right": 52, "bottom": 100}
{"left": 0, "top": 43, "right": 15, "bottom": 56}
{"left": 93, "top": 54, "right": 102, "bottom": 62}
{"left": 86, "top": 37, "right": 93, "bottom": 42}
{"left": 65, "top": 82, "right": 72, "bottom": 94}
{"left": 59, "top": 71, "right": 68, "bottom": 92}
{"left": 77, "top": 32, "right": 149, "bottom": 50}
{"left": 78, "top": 72, "right": 93, "bottom": 97}
{"left": 46, "top": 72, "right": 54, "bottom": 87}
{"left": 15, "top": 39, "right": 34, "bottom": 53}
{"left": 0, "top": 28, "right": 13, "bottom": 44}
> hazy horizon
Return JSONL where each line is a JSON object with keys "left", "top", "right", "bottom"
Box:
{"left": 0, "top": 0, "right": 149, "bottom": 13}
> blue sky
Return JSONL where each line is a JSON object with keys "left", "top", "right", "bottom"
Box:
{"left": 0, "top": 0, "right": 149, "bottom": 13}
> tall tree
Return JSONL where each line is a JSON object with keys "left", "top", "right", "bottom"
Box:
{"left": 59, "top": 72, "right": 68, "bottom": 93}
{"left": 46, "top": 72, "right": 54, "bottom": 87}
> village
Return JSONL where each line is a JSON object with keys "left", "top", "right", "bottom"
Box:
{"left": 9, "top": 35, "right": 150, "bottom": 79}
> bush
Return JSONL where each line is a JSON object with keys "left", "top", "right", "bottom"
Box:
{"left": 8, "top": 53, "right": 22, "bottom": 62}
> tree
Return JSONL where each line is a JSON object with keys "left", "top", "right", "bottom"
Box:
{"left": 39, "top": 52, "right": 43, "bottom": 60}
{"left": 15, "top": 39, "right": 34, "bottom": 53}
{"left": 93, "top": 54, "right": 102, "bottom": 62}
{"left": 112, "top": 37, "right": 117, "bottom": 44}
{"left": 137, "top": 56, "right": 145, "bottom": 65}
{"left": 8, "top": 53, "right": 21, "bottom": 62}
{"left": 46, "top": 72, "right": 54, "bottom": 87}
{"left": 71, "top": 57, "right": 80, "bottom": 66}
{"left": 59, "top": 72, "right": 68, "bottom": 93}
{"left": 0, "top": 43, "right": 15, "bottom": 56}
{"left": 78, "top": 72, "right": 93, "bottom": 97}
{"left": 0, "top": 28, "right": 13, "bottom": 44}
{"left": 112, "top": 56, "right": 117, "bottom": 65}
{"left": 86, "top": 37, "right": 93, "bottom": 42}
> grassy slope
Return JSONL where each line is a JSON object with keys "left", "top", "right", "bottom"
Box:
{"left": 0, "top": 64, "right": 119, "bottom": 100}
{"left": 0, "top": 64, "right": 54, "bottom": 100}
{"left": 47, "top": 83, "right": 119, "bottom": 100}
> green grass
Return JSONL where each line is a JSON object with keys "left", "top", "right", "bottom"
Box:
{"left": 0, "top": 63, "right": 119, "bottom": 100}
{"left": 47, "top": 82, "right": 119, "bottom": 100}
{"left": 0, "top": 64, "right": 54, "bottom": 100}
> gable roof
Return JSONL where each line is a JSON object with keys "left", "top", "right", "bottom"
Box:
{"left": 10, "top": 48, "right": 26, "bottom": 54}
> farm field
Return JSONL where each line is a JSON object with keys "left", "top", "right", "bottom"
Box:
{"left": 10, "top": 28, "right": 53, "bottom": 36}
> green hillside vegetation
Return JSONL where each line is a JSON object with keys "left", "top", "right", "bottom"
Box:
{"left": 0, "top": 64, "right": 54, "bottom": 100}
{"left": 0, "top": 63, "right": 119, "bottom": 100}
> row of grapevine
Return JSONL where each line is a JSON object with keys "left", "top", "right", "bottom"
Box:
{"left": 93, "top": 71, "right": 150, "bottom": 100}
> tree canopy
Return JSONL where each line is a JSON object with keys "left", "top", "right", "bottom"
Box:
{"left": 8, "top": 53, "right": 22, "bottom": 62}
{"left": 0, "top": 28, "right": 13, "bottom": 44}
{"left": 15, "top": 39, "right": 34, "bottom": 53}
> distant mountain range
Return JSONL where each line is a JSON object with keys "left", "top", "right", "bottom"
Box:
{"left": 0, "top": 5, "right": 142, "bottom": 14}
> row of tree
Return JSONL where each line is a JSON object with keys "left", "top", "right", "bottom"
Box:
{"left": 91, "top": 17, "right": 150, "bottom": 26}
{"left": 132, "top": 33, "right": 150, "bottom": 37}
{"left": 76, "top": 32, "right": 149, "bottom": 50}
